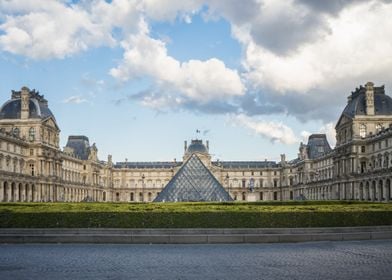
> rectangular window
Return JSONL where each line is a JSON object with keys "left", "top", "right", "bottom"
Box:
{"left": 273, "top": 192, "right": 278, "bottom": 200}
{"left": 30, "top": 149, "right": 34, "bottom": 156}
{"left": 361, "top": 146, "right": 365, "bottom": 153}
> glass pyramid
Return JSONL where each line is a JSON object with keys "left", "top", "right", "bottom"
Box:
{"left": 154, "top": 154, "right": 233, "bottom": 202}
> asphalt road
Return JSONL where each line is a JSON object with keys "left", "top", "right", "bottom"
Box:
{"left": 0, "top": 240, "right": 392, "bottom": 279}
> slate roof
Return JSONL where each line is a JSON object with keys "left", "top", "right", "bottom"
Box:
{"left": 342, "top": 85, "right": 392, "bottom": 118}
{"left": 306, "top": 134, "right": 332, "bottom": 159}
{"left": 154, "top": 154, "right": 233, "bottom": 202}
{"left": 65, "top": 136, "right": 91, "bottom": 160}
{"left": 114, "top": 162, "right": 181, "bottom": 169}
{"left": 186, "top": 139, "right": 208, "bottom": 154}
{"left": 214, "top": 161, "right": 278, "bottom": 168}
{"left": 0, "top": 89, "right": 56, "bottom": 120}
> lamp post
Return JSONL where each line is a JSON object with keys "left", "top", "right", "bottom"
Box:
{"left": 141, "top": 174, "right": 145, "bottom": 202}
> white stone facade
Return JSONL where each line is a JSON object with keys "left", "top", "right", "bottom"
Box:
{"left": 0, "top": 83, "right": 391, "bottom": 202}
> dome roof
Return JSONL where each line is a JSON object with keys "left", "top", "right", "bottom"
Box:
{"left": 0, "top": 88, "right": 55, "bottom": 121}
{"left": 342, "top": 84, "right": 392, "bottom": 118}
{"left": 186, "top": 139, "right": 208, "bottom": 154}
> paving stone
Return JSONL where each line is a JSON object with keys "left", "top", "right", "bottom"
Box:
{"left": 0, "top": 240, "right": 391, "bottom": 280}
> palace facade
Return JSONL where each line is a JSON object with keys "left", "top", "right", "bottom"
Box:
{"left": 0, "top": 82, "right": 391, "bottom": 202}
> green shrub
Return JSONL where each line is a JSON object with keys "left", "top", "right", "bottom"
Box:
{"left": 0, "top": 201, "right": 391, "bottom": 228}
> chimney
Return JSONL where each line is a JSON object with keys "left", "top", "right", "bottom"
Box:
{"left": 365, "top": 82, "right": 375, "bottom": 115}
{"left": 206, "top": 140, "right": 209, "bottom": 152}
{"left": 20, "top": 86, "right": 30, "bottom": 119}
{"left": 184, "top": 141, "right": 187, "bottom": 153}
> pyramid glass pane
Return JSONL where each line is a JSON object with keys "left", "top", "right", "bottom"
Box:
{"left": 154, "top": 154, "right": 233, "bottom": 202}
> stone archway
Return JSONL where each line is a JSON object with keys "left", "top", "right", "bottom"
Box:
{"left": 18, "top": 183, "right": 23, "bottom": 201}
{"left": 32, "top": 184, "right": 36, "bottom": 202}
{"left": 372, "top": 181, "right": 377, "bottom": 201}
{"left": 386, "top": 179, "right": 391, "bottom": 201}
{"left": 359, "top": 182, "right": 364, "bottom": 200}
{"left": 3, "top": 181, "right": 8, "bottom": 202}
{"left": 11, "top": 182, "right": 16, "bottom": 202}
{"left": 24, "top": 184, "right": 28, "bottom": 202}
{"left": 365, "top": 182, "right": 370, "bottom": 201}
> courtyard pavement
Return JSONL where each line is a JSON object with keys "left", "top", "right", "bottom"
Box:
{"left": 0, "top": 240, "right": 391, "bottom": 279}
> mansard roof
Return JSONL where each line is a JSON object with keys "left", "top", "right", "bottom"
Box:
{"left": 65, "top": 135, "right": 92, "bottom": 160}
{"left": 307, "top": 134, "right": 332, "bottom": 159}
{"left": 114, "top": 162, "right": 181, "bottom": 169}
{"left": 341, "top": 84, "right": 392, "bottom": 119}
{"left": 186, "top": 139, "right": 208, "bottom": 154}
{"left": 214, "top": 161, "right": 278, "bottom": 169}
{"left": 154, "top": 154, "right": 232, "bottom": 202}
{"left": 0, "top": 88, "right": 56, "bottom": 121}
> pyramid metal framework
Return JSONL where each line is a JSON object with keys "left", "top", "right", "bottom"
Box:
{"left": 154, "top": 154, "right": 233, "bottom": 202}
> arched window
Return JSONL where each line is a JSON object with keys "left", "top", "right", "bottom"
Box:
{"left": 29, "top": 127, "right": 35, "bottom": 141}
{"left": 359, "top": 124, "right": 366, "bottom": 138}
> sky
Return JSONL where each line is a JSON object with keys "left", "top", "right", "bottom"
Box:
{"left": 1, "top": 0, "right": 392, "bottom": 163}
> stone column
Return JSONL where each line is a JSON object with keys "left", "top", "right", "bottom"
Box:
{"left": 14, "top": 184, "right": 19, "bottom": 202}
{"left": 378, "top": 182, "right": 383, "bottom": 202}
{"left": 383, "top": 179, "right": 388, "bottom": 202}
{"left": 37, "top": 184, "right": 41, "bottom": 202}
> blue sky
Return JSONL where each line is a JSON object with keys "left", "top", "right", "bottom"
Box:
{"left": 1, "top": 0, "right": 392, "bottom": 162}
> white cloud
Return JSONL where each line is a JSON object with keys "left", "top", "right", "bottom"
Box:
{"left": 1, "top": 0, "right": 392, "bottom": 128}
{"left": 240, "top": 1, "right": 392, "bottom": 94}
{"left": 63, "top": 95, "right": 87, "bottom": 104}
{"left": 301, "top": 122, "right": 336, "bottom": 147}
{"left": 230, "top": 114, "right": 299, "bottom": 145}
{"left": 141, "top": 0, "right": 201, "bottom": 22}
{"left": 319, "top": 122, "right": 336, "bottom": 148}
{"left": 0, "top": 0, "right": 140, "bottom": 59}
{"left": 110, "top": 28, "right": 245, "bottom": 104}
{"left": 300, "top": 130, "right": 311, "bottom": 143}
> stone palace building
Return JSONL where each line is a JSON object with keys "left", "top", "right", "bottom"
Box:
{"left": 0, "top": 82, "right": 391, "bottom": 202}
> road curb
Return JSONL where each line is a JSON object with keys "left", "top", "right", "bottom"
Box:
{"left": 0, "top": 226, "right": 391, "bottom": 244}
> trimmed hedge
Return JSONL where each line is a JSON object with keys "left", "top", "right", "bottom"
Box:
{"left": 1, "top": 201, "right": 392, "bottom": 228}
